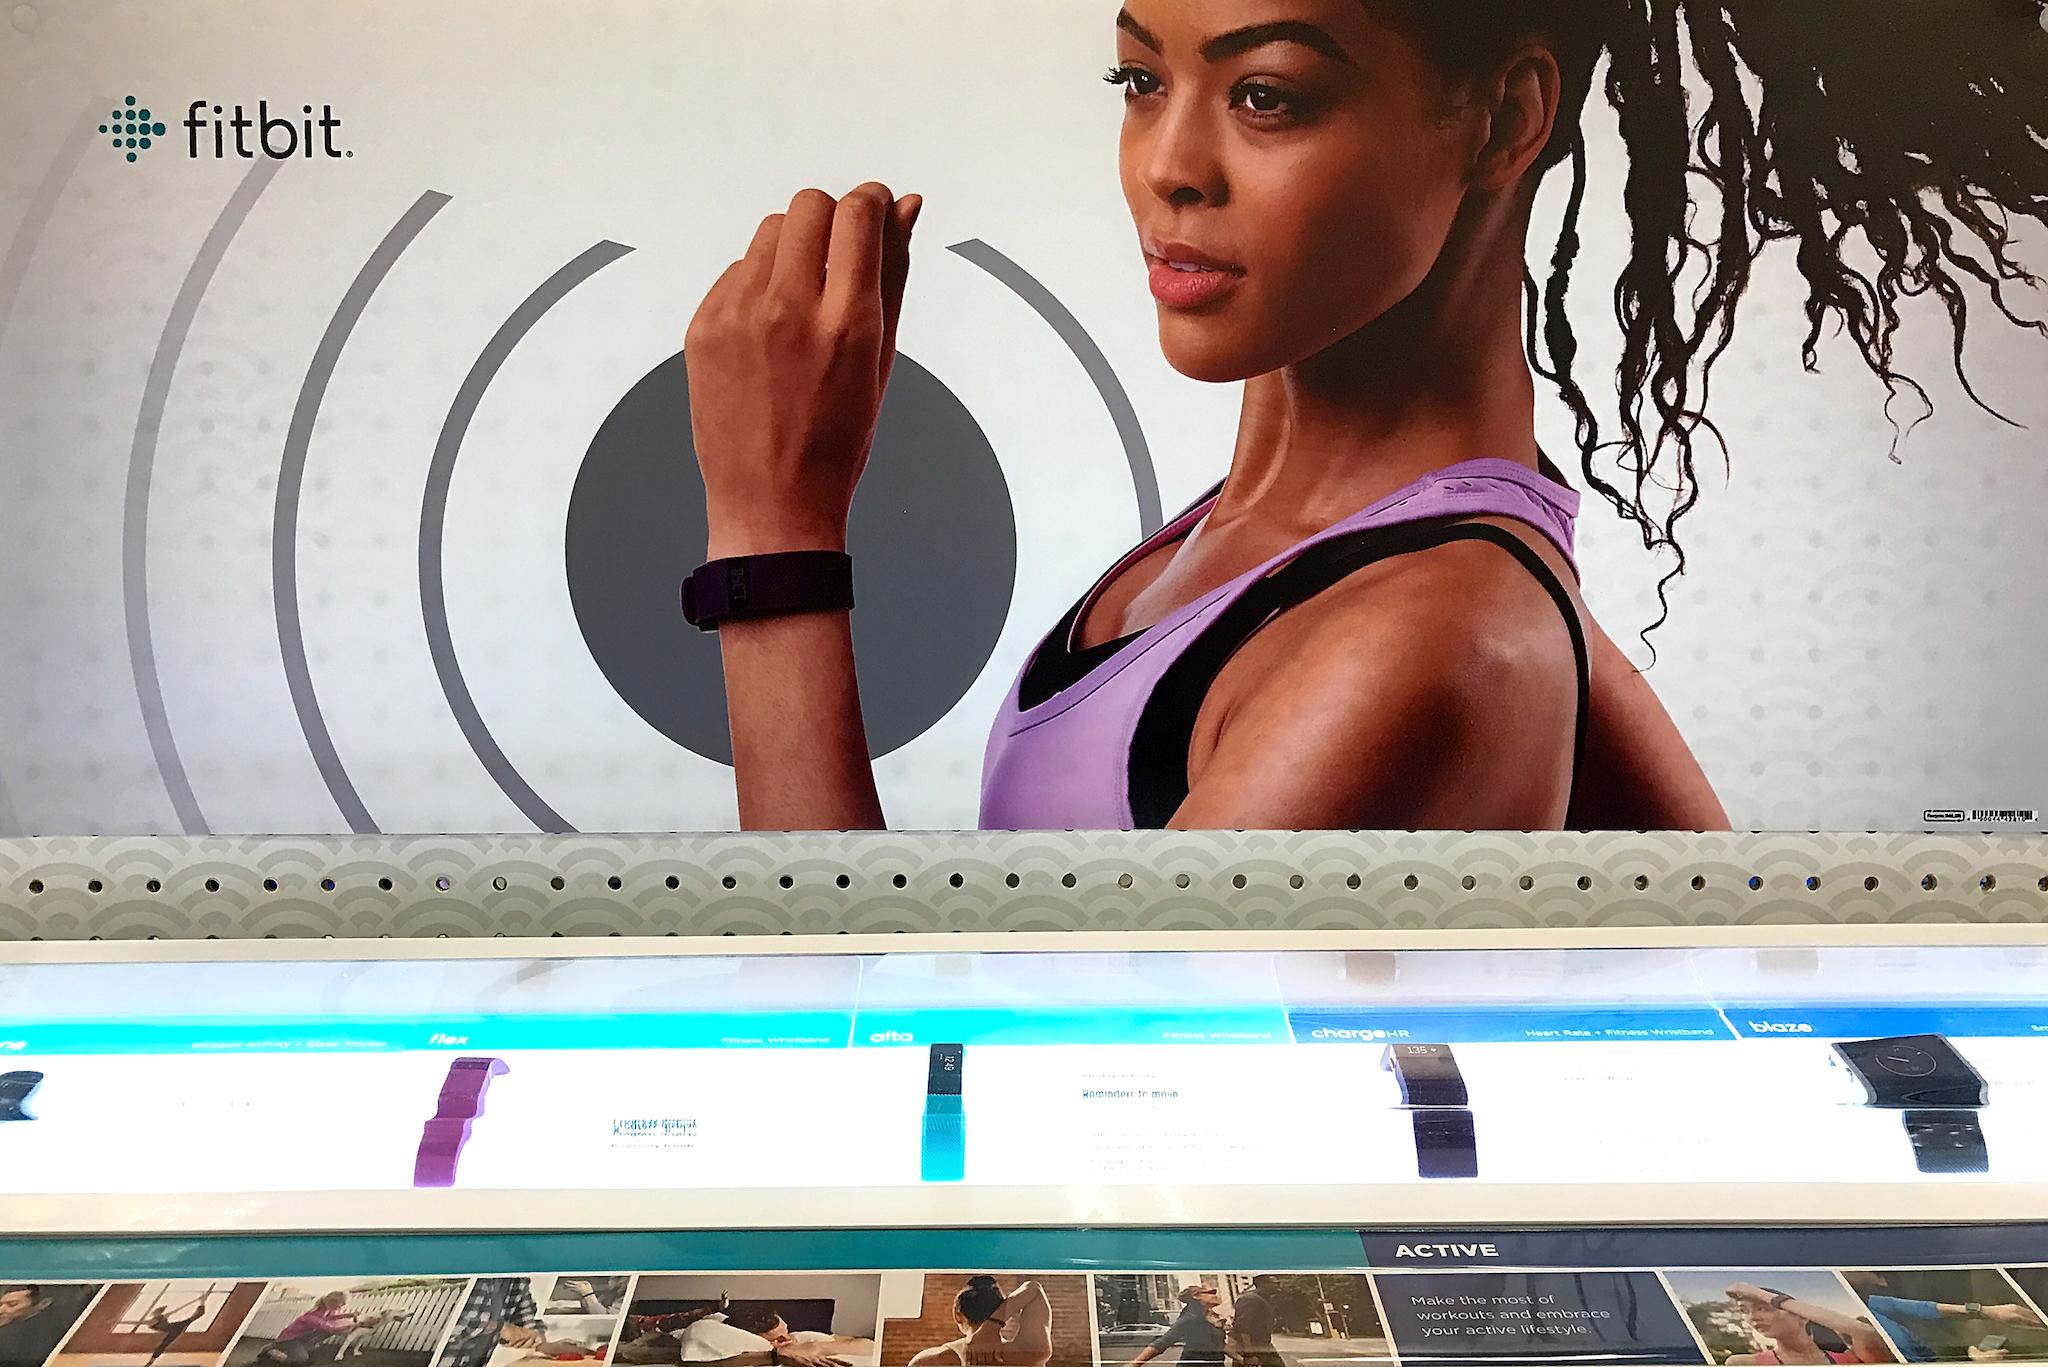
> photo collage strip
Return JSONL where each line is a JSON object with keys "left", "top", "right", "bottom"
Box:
{"left": 6, "top": 1266, "right": 2048, "bottom": 1367}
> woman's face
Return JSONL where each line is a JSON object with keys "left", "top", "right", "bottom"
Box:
{"left": 1112, "top": 0, "right": 1480, "bottom": 382}
{"left": 321, "top": 1294, "right": 348, "bottom": 1312}
{"left": 1746, "top": 1303, "right": 1801, "bottom": 1344}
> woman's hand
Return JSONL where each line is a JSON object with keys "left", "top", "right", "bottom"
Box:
{"left": 686, "top": 182, "right": 922, "bottom": 558}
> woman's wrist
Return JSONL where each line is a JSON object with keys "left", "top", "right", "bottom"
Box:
{"left": 704, "top": 494, "right": 850, "bottom": 561}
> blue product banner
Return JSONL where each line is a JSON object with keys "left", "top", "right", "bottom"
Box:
{"left": 1286, "top": 1006, "right": 1735, "bottom": 1043}
{"left": 1723, "top": 1003, "right": 2048, "bottom": 1039}
{"left": 847, "top": 1006, "right": 1293, "bottom": 1046}
{"left": 7, "top": 1011, "right": 857, "bottom": 1054}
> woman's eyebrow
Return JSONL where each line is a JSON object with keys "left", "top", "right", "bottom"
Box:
{"left": 1115, "top": 9, "right": 1164, "bottom": 51}
{"left": 1201, "top": 20, "right": 1358, "bottom": 65}
{"left": 1114, "top": 11, "right": 1358, "bottom": 67}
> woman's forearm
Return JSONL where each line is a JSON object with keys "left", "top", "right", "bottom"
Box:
{"left": 718, "top": 608, "right": 884, "bottom": 831}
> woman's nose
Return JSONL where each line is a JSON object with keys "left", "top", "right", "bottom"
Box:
{"left": 1138, "top": 100, "right": 1227, "bottom": 208}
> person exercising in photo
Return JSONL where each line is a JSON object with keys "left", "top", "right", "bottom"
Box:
{"left": 908, "top": 1278, "right": 1054, "bottom": 1367}
{"left": 1721, "top": 1284, "right": 1893, "bottom": 1365}
{"left": 685, "top": 0, "right": 2048, "bottom": 834}
{"left": 144, "top": 1295, "right": 210, "bottom": 1367}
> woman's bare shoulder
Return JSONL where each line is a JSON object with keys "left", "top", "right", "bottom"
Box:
{"left": 1174, "top": 537, "right": 1582, "bottom": 829}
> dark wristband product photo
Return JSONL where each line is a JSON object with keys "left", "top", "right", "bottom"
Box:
{"left": 0, "top": 1070, "right": 42, "bottom": 1122}
{"left": 1901, "top": 1108, "right": 1991, "bottom": 1174}
{"left": 921, "top": 1042, "right": 966, "bottom": 1183}
{"left": 1383, "top": 1043, "right": 1478, "bottom": 1180}
{"left": 681, "top": 551, "right": 855, "bottom": 631}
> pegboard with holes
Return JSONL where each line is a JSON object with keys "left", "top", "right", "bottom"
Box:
{"left": 2, "top": 830, "right": 2046, "bottom": 940}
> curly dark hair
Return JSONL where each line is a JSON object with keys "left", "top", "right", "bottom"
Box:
{"left": 1388, "top": 0, "right": 2048, "bottom": 638}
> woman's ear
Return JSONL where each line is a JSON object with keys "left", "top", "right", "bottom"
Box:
{"left": 1471, "top": 43, "right": 1563, "bottom": 191}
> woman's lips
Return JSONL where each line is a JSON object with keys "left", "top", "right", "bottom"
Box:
{"left": 1145, "top": 243, "right": 1244, "bottom": 309}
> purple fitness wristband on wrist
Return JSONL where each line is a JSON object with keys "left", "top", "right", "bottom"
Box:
{"left": 681, "top": 551, "right": 854, "bottom": 631}
{"left": 414, "top": 1055, "right": 508, "bottom": 1188}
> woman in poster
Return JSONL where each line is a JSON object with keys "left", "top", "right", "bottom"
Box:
{"left": 682, "top": 0, "right": 2048, "bottom": 833}
{"left": 907, "top": 1278, "right": 1054, "bottom": 1367}
{"left": 1721, "top": 1283, "right": 1894, "bottom": 1366}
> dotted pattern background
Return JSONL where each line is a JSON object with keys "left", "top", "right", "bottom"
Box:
{"left": 3, "top": 831, "right": 2045, "bottom": 940}
{"left": 1, "top": 2, "right": 2045, "bottom": 837}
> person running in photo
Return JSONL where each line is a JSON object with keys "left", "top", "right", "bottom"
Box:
{"left": 1125, "top": 1287, "right": 1227, "bottom": 1367}
{"left": 257, "top": 1294, "right": 359, "bottom": 1367}
{"left": 1841, "top": 1275, "right": 2045, "bottom": 1363}
{"left": 436, "top": 1280, "right": 544, "bottom": 1367}
{"left": 1227, "top": 1280, "right": 1281, "bottom": 1367}
{"left": 909, "top": 1278, "right": 1053, "bottom": 1367}
{"left": 685, "top": 0, "right": 2048, "bottom": 835}
{"left": 143, "top": 1295, "right": 210, "bottom": 1367}
{"left": 1721, "top": 1284, "right": 1893, "bottom": 1365}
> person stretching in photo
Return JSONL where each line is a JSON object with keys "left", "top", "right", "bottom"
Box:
{"left": 910, "top": 1277, "right": 1054, "bottom": 1367}
{"left": 1721, "top": 1284, "right": 1893, "bottom": 1365}
{"left": 144, "top": 1295, "right": 211, "bottom": 1367}
{"left": 685, "top": 0, "right": 2048, "bottom": 834}
{"left": 257, "top": 1293, "right": 359, "bottom": 1367}
{"left": 1125, "top": 1286, "right": 1227, "bottom": 1367}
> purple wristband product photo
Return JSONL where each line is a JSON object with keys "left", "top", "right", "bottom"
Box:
{"left": 414, "top": 1056, "right": 509, "bottom": 1188}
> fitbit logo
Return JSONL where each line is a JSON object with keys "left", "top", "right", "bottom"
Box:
{"left": 186, "top": 100, "right": 351, "bottom": 159}
{"left": 106, "top": 94, "right": 353, "bottom": 162}
{"left": 1748, "top": 1020, "right": 1814, "bottom": 1034}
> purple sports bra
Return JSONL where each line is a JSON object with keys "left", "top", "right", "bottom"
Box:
{"left": 977, "top": 458, "right": 1582, "bottom": 830}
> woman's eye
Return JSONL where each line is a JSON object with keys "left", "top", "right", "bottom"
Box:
{"left": 1231, "top": 83, "right": 1302, "bottom": 118}
{"left": 1103, "top": 64, "right": 1162, "bottom": 98}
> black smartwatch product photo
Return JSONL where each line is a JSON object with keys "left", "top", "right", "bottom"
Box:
{"left": 1832, "top": 1034, "right": 1990, "bottom": 1175}
{"left": 1382, "top": 1042, "right": 1471, "bottom": 1108}
{"left": 1382, "top": 1043, "right": 1478, "bottom": 1180}
{"left": 681, "top": 551, "right": 854, "bottom": 631}
{"left": 1831, "top": 1034, "right": 1988, "bottom": 1108}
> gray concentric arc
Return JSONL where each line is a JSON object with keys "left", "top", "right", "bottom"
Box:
{"left": 125, "top": 156, "right": 284, "bottom": 836}
{"left": 420, "top": 239, "right": 634, "bottom": 835}
{"left": 0, "top": 100, "right": 111, "bottom": 835}
{"left": 277, "top": 189, "right": 453, "bottom": 835}
{"left": 948, "top": 238, "right": 1163, "bottom": 535}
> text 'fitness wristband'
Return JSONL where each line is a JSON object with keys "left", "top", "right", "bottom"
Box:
{"left": 681, "top": 551, "right": 854, "bottom": 631}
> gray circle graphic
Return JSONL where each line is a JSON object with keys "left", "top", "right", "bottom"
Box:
{"left": 567, "top": 350, "right": 1017, "bottom": 764}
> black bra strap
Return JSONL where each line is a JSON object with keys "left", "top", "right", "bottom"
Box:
{"left": 1127, "top": 521, "right": 1591, "bottom": 828}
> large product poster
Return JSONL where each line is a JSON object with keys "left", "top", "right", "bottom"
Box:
{"left": 1, "top": 1, "right": 2045, "bottom": 836}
